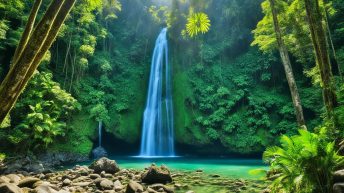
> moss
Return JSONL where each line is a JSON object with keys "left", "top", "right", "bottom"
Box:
{"left": 49, "top": 112, "right": 96, "bottom": 155}
{"left": 105, "top": 64, "right": 148, "bottom": 143}
{"left": 173, "top": 65, "right": 210, "bottom": 145}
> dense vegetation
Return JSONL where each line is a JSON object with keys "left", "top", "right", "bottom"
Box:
{"left": 0, "top": 0, "right": 343, "bottom": 157}
{"left": 1, "top": 0, "right": 344, "bottom": 192}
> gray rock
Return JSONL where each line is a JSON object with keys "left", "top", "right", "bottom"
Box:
{"left": 141, "top": 164, "right": 172, "bottom": 184}
{"left": 334, "top": 170, "right": 344, "bottom": 183}
{"left": 100, "top": 179, "right": 114, "bottom": 190}
{"left": 0, "top": 183, "right": 23, "bottom": 193}
{"left": 89, "top": 157, "right": 120, "bottom": 174}
{"left": 18, "top": 177, "right": 40, "bottom": 188}
{"left": 334, "top": 183, "right": 344, "bottom": 193}
{"left": 126, "top": 180, "right": 144, "bottom": 193}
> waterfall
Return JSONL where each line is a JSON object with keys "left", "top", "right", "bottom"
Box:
{"left": 92, "top": 120, "right": 107, "bottom": 158}
{"left": 139, "top": 28, "right": 175, "bottom": 157}
{"left": 98, "top": 121, "right": 102, "bottom": 147}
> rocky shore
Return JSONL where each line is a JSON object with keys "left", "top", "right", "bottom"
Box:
{"left": 0, "top": 157, "right": 268, "bottom": 193}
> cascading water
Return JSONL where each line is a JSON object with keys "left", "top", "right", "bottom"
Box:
{"left": 92, "top": 121, "right": 107, "bottom": 158}
{"left": 139, "top": 28, "right": 175, "bottom": 157}
{"left": 98, "top": 121, "right": 102, "bottom": 147}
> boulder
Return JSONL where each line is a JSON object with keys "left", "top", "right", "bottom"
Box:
{"left": 89, "top": 157, "right": 120, "bottom": 174}
{"left": 92, "top": 147, "right": 108, "bottom": 159}
{"left": 141, "top": 165, "right": 172, "bottom": 184}
{"left": 334, "top": 183, "right": 344, "bottom": 193}
{"left": 334, "top": 170, "right": 344, "bottom": 183}
{"left": 0, "top": 183, "right": 23, "bottom": 193}
{"left": 18, "top": 177, "right": 40, "bottom": 188}
{"left": 125, "top": 180, "right": 144, "bottom": 193}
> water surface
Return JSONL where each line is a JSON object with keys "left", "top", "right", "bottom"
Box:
{"left": 109, "top": 157, "right": 267, "bottom": 179}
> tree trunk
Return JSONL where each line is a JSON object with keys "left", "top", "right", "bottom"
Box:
{"left": 69, "top": 49, "right": 76, "bottom": 93}
{"left": 323, "top": 0, "right": 341, "bottom": 80}
{"left": 63, "top": 36, "right": 72, "bottom": 73}
{"left": 0, "top": 0, "right": 76, "bottom": 124}
{"left": 324, "top": 7, "right": 342, "bottom": 79}
{"left": 269, "top": 0, "right": 306, "bottom": 129}
{"left": 304, "top": 0, "right": 337, "bottom": 119}
{"left": 12, "top": 0, "right": 42, "bottom": 64}
{"left": 20, "top": 0, "right": 76, "bottom": 92}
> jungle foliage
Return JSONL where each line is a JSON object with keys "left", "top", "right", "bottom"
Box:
{"left": 264, "top": 128, "right": 344, "bottom": 193}
{"left": 0, "top": 0, "right": 343, "bottom": 157}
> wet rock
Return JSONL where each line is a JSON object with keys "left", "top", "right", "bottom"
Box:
{"left": 23, "top": 162, "right": 45, "bottom": 173}
{"left": 38, "top": 152, "right": 89, "bottom": 168}
{"left": 92, "top": 147, "right": 108, "bottom": 159}
{"left": 126, "top": 180, "right": 144, "bottom": 193}
{"left": 141, "top": 164, "right": 172, "bottom": 184}
{"left": 0, "top": 183, "right": 23, "bottom": 193}
{"left": 89, "top": 157, "right": 120, "bottom": 174}
{"left": 334, "top": 170, "right": 344, "bottom": 183}
{"left": 334, "top": 183, "right": 344, "bottom": 193}
{"left": 100, "top": 179, "right": 114, "bottom": 190}
{"left": 18, "top": 177, "right": 40, "bottom": 188}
